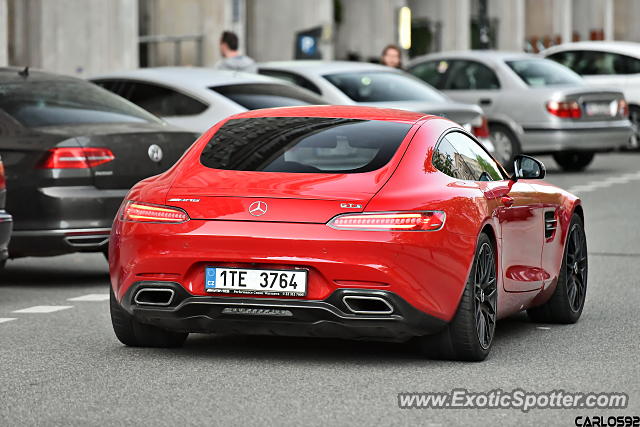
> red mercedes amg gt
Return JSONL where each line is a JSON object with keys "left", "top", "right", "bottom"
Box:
{"left": 109, "top": 105, "right": 587, "bottom": 361}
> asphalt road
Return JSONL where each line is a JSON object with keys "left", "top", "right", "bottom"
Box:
{"left": 1, "top": 152, "right": 639, "bottom": 426}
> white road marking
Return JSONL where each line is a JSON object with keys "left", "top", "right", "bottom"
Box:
{"left": 0, "top": 318, "right": 17, "bottom": 324}
{"left": 12, "top": 305, "right": 73, "bottom": 314}
{"left": 536, "top": 326, "right": 551, "bottom": 330}
{"left": 67, "top": 294, "right": 109, "bottom": 302}
{"left": 567, "top": 170, "right": 640, "bottom": 194}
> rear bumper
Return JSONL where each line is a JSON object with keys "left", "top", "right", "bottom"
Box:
{"left": 120, "top": 281, "right": 447, "bottom": 341}
{"left": 8, "top": 185, "right": 126, "bottom": 257}
{"left": 10, "top": 227, "right": 111, "bottom": 257}
{"left": 110, "top": 219, "right": 478, "bottom": 323}
{"left": 0, "top": 211, "right": 13, "bottom": 261}
{"left": 520, "top": 123, "right": 631, "bottom": 153}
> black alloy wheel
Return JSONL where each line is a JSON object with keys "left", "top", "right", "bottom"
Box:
{"left": 474, "top": 242, "right": 498, "bottom": 350}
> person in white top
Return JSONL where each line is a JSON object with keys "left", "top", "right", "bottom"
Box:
{"left": 215, "top": 31, "right": 257, "bottom": 73}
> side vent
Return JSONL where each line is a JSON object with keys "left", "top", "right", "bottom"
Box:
{"left": 544, "top": 211, "right": 557, "bottom": 239}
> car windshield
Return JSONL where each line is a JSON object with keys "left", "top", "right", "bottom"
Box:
{"left": 211, "top": 83, "right": 325, "bottom": 110}
{"left": 0, "top": 80, "right": 162, "bottom": 127}
{"left": 505, "top": 59, "right": 584, "bottom": 87}
{"left": 322, "top": 71, "right": 447, "bottom": 103}
{"left": 200, "top": 116, "right": 412, "bottom": 174}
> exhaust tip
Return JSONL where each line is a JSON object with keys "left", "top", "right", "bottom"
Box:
{"left": 343, "top": 296, "right": 394, "bottom": 315}
{"left": 134, "top": 288, "right": 175, "bottom": 306}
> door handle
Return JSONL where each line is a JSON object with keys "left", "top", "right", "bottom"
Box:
{"left": 501, "top": 196, "right": 514, "bottom": 207}
{"left": 479, "top": 98, "right": 492, "bottom": 106}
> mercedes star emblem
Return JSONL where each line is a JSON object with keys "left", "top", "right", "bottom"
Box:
{"left": 248, "top": 201, "right": 268, "bottom": 216}
{"left": 148, "top": 144, "right": 163, "bottom": 162}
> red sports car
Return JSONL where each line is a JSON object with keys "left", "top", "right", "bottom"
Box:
{"left": 109, "top": 106, "right": 587, "bottom": 361}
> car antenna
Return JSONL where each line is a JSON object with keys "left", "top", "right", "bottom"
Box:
{"left": 18, "top": 66, "right": 29, "bottom": 77}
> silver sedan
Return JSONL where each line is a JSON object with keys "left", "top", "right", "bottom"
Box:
{"left": 258, "top": 61, "right": 494, "bottom": 152}
{"left": 407, "top": 51, "right": 632, "bottom": 171}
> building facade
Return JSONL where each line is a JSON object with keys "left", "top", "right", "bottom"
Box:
{"left": 1, "top": 0, "right": 637, "bottom": 75}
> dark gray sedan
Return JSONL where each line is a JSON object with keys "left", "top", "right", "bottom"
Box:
{"left": 407, "top": 51, "right": 632, "bottom": 171}
{"left": 0, "top": 67, "right": 198, "bottom": 259}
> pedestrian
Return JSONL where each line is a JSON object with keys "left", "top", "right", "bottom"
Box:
{"left": 380, "top": 44, "right": 403, "bottom": 69}
{"left": 215, "top": 31, "right": 257, "bottom": 73}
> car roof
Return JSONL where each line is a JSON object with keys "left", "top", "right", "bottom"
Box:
{"left": 542, "top": 41, "right": 640, "bottom": 58}
{"left": 258, "top": 60, "right": 399, "bottom": 75}
{"left": 90, "top": 67, "right": 283, "bottom": 89}
{"left": 228, "top": 105, "right": 430, "bottom": 124}
{"left": 0, "top": 66, "right": 82, "bottom": 83}
{"left": 408, "top": 50, "right": 539, "bottom": 65}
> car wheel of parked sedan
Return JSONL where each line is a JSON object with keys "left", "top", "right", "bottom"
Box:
{"left": 110, "top": 287, "right": 188, "bottom": 348}
{"left": 628, "top": 106, "right": 640, "bottom": 150}
{"left": 419, "top": 233, "right": 497, "bottom": 361}
{"left": 528, "top": 214, "right": 587, "bottom": 324}
{"left": 489, "top": 124, "right": 520, "bottom": 172}
{"left": 552, "top": 151, "right": 595, "bottom": 172}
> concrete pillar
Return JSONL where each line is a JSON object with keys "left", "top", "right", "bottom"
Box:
{"left": 603, "top": 0, "right": 614, "bottom": 40}
{"left": 442, "top": 0, "right": 470, "bottom": 51}
{"left": 7, "top": 0, "right": 138, "bottom": 76}
{"left": 613, "top": 0, "right": 640, "bottom": 42}
{"left": 0, "top": 0, "right": 7, "bottom": 66}
{"left": 490, "top": 0, "right": 525, "bottom": 51}
{"left": 553, "top": 0, "right": 572, "bottom": 43}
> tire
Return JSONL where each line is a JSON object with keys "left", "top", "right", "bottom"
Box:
{"left": 110, "top": 287, "right": 188, "bottom": 347}
{"left": 552, "top": 151, "right": 595, "bottom": 172}
{"left": 102, "top": 248, "right": 109, "bottom": 261}
{"left": 627, "top": 105, "right": 640, "bottom": 150}
{"left": 527, "top": 214, "right": 587, "bottom": 324}
{"left": 489, "top": 124, "right": 521, "bottom": 172}
{"left": 419, "top": 233, "right": 498, "bottom": 361}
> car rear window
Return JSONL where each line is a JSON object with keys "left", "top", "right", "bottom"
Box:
{"left": 200, "top": 116, "right": 412, "bottom": 174}
{"left": 0, "top": 80, "right": 162, "bottom": 127}
{"left": 505, "top": 59, "right": 584, "bottom": 87}
{"left": 210, "top": 83, "right": 325, "bottom": 110}
{"left": 322, "top": 71, "right": 447, "bottom": 103}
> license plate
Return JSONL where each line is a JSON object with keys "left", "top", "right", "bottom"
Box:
{"left": 584, "top": 101, "right": 614, "bottom": 117}
{"left": 205, "top": 267, "right": 307, "bottom": 296}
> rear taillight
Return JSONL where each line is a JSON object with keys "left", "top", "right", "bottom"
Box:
{"left": 618, "top": 99, "right": 629, "bottom": 117}
{"left": 122, "top": 201, "right": 189, "bottom": 224}
{"left": 546, "top": 101, "right": 581, "bottom": 119}
{"left": 472, "top": 116, "right": 490, "bottom": 138}
{"left": 328, "top": 211, "right": 446, "bottom": 231}
{"left": 38, "top": 147, "right": 115, "bottom": 169}
{"left": 0, "top": 161, "right": 5, "bottom": 190}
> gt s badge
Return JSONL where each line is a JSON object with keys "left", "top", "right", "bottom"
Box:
{"left": 340, "top": 203, "right": 362, "bottom": 209}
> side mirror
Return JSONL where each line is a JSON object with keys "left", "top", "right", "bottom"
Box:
{"left": 512, "top": 155, "right": 546, "bottom": 181}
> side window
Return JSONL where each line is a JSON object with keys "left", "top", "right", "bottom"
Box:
{"left": 432, "top": 138, "right": 476, "bottom": 180}
{"left": 445, "top": 60, "right": 500, "bottom": 90}
{"left": 408, "top": 60, "right": 447, "bottom": 89}
{"left": 446, "top": 132, "right": 504, "bottom": 181}
{"left": 259, "top": 70, "right": 322, "bottom": 95}
{"left": 563, "top": 51, "right": 640, "bottom": 75}
{"left": 547, "top": 51, "right": 582, "bottom": 73}
{"left": 126, "top": 82, "right": 208, "bottom": 117}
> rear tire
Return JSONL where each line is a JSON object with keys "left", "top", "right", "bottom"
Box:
{"left": 419, "top": 233, "right": 497, "bottom": 361}
{"left": 527, "top": 214, "right": 587, "bottom": 324}
{"left": 110, "top": 287, "right": 188, "bottom": 347}
{"left": 552, "top": 151, "right": 595, "bottom": 172}
{"left": 489, "top": 124, "right": 521, "bottom": 172}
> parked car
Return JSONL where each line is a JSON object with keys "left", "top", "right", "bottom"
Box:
{"left": 90, "top": 67, "right": 326, "bottom": 133}
{"left": 109, "top": 105, "right": 587, "bottom": 361}
{"left": 258, "top": 61, "right": 494, "bottom": 152}
{"left": 542, "top": 41, "right": 640, "bottom": 147}
{"left": 0, "top": 67, "right": 198, "bottom": 258}
{"left": 0, "top": 156, "right": 13, "bottom": 268}
{"left": 407, "top": 51, "right": 632, "bottom": 171}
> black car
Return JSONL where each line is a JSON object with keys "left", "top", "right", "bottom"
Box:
{"left": 0, "top": 156, "right": 13, "bottom": 267}
{"left": 0, "top": 67, "right": 198, "bottom": 259}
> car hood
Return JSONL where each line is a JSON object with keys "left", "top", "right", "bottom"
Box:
{"left": 358, "top": 100, "right": 482, "bottom": 126}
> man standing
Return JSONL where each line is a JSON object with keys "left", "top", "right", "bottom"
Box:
{"left": 215, "top": 31, "right": 257, "bottom": 73}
